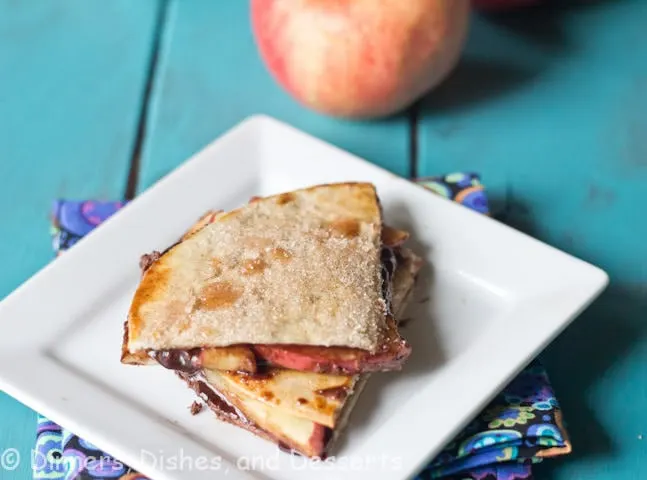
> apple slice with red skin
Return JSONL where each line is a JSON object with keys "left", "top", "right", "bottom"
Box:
{"left": 253, "top": 317, "right": 411, "bottom": 374}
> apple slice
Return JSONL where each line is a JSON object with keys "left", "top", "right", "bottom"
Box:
{"left": 200, "top": 368, "right": 330, "bottom": 457}
{"left": 253, "top": 316, "right": 410, "bottom": 374}
{"left": 215, "top": 368, "right": 358, "bottom": 428}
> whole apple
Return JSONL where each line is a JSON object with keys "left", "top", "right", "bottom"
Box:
{"left": 251, "top": 0, "right": 471, "bottom": 119}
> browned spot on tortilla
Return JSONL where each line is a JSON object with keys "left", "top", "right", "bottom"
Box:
{"left": 277, "top": 192, "right": 295, "bottom": 205}
{"left": 197, "top": 281, "right": 242, "bottom": 310}
{"left": 297, "top": 397, "right": 308, "bottom": 406}
{"left": 249, "top": 196, "right": 262, "bottom": 203}
{"left": 261, "top": 391, "right": 275, "bottom": 402}
{"left": 329, "top": 219, "right": 360, "bottom": 238}
{"left": 242, "top": 258, "right": 267, "bottom": 275}
{"left": 270, "top": 247, "right": 292, "bottom": 262}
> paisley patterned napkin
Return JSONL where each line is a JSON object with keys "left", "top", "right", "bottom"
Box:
{"left": 36, "top": 174, "right": 570, "bottom": 480}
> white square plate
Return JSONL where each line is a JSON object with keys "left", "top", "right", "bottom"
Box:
{"left": 0, "top": 115, "right": 608, "bottom": 480}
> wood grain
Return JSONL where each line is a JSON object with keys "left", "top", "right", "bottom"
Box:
{"left": 136, "top": 0, "right": 412, "bottom": 193}
{"left": 417, "top": 2, "right": 647, "bottom": 479}
{"left": 0, "top": 1, "right": 161, "bottom": 477}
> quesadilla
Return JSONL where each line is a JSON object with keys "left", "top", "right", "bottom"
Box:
{"left": 178, "top": 247, "right": 421, "bottom": 457}
{"left": 122, "top": 183, "right": 413, "bottom": 374}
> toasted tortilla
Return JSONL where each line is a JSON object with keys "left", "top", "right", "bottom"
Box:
{"left": 126, "top": 183, "right": 389, "bottom": 354}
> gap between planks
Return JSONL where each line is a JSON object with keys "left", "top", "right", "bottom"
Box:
{"left": 124, "top": 0, "right": 170, "bottom": 200}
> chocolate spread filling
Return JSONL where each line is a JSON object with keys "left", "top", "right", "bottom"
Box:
{"left": 146, "top": 247, "right": 400, "bottom": 374}
{"left": 151, "top": 349, "right": 202, "bottom": 374}
{"left": 181, "top": 372, "right": 251, "bottom": 425}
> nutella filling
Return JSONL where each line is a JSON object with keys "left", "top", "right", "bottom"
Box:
{"left": 151, "top": 349, "right": 202, "bottom": 374}
{"left": 189, "top": 373, "right": 249, "bottom": 424}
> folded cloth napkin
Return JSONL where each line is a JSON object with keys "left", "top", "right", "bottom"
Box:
{"left": 36, "top": 174, "right": 570, "bottom": 480}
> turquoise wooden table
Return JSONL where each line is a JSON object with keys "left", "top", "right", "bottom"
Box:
{"left": 1, "top": 1, "right": 646, "bottom": 478}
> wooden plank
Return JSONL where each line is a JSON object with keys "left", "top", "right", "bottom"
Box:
{"left": 137, "top": 0, "right": 411, "bottom": 193}
{"left": 0, "top": 1, "right": 161, "bottom": 477}
{"left": 417, "top": 2, "right": 647, "bottom": 479}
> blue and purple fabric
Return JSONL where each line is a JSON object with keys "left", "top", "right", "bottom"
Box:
{"left": 37, "top": 174, "right": 570, "bottom": 480}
